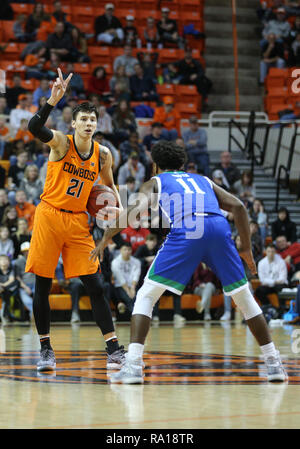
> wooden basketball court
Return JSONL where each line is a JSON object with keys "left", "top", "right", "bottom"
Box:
{"left": 0, "top": 321, "right": 299, "bottom": 429}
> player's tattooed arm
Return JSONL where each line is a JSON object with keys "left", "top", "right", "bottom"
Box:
{"left": 212, "top": 182, "right": 257, "bottom": 275}
{"left": 90, "top": 179, "right": 156, "bottom": 262}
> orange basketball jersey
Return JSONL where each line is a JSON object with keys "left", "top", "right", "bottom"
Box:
{"left": 41, "top": 135, "right": 101, "bottom": 212}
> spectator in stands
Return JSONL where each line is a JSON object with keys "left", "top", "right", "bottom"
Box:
{"left": 289, "top": 31, "right": 300, "bottom": 66}
{"left": 45, "top": 53, "right": 62, "bottom": 81}
{"left": 0, "top": 226, "right": 14, "bottom": 259}
{"left": 63, "top": 63, "right": 84, "bottom": 97}
{"left": 20, "top": 165, "right": 43, "bottom": 205}
{"left": 70, "top": 26, "right": 90, "bottom": 63}
{"left": 0, "top": 255, "right": 20, "bottom": 324}
{"left": 2, "top": 206, "right": 18, "bottom": 235}
{"left": 39, "top": 96, "right": 61, "bottom": 129}
{"left": 129, "top": 64, "right": 158, "bottom": 102}
{"left": 256, "top": 244, "right": 288, "bottom": 310}
{"left": 56, "top": 106, "right": 73, "bottom": 135}
{"left": 14, "top": 241, "right": 34, "bottom": 321}
{"left": 284, "top": 284, "right": 300, "bottom": 324}
{"left": 249, "top": 199, "right": 268, "bottom": 244}
{"left": 33, "top": 78, "right": 51, "bottom": 107}
{"left": 124, "top": 15, "right": 139, "bottom": 47}
{"left": 288, "top": 15, "right": 300, "bottom": 44}
{"left": 111, "top": 242, "right": 141, "bottom": 315}
{"left": 118, "top": 152, "right": 146, "bottom": 190}
{"left": 120, "top": 131, "right": 148, "bottom": 167}
{"left": 23, "top": 93, "right": 38, "bottom": 115}
{"left": 276, "top": 235, "right": 300, "bottom": 278}
{"left": 177, "top": 48, "right": 212, "bottom": 100}
{"left": 257, "top": 0, "right": 285, "bottom": 24}
{"left": 152, "top": 96, "right": 180, "bottom": 141}
{"left": 113, "top": 45, "right": 139, "bottom": 77}
{"left": 124, "top": 176, "right": 138, "bottom": 201}
{"left": 214, "top": 151, "right": 241, "bottom": 189}
{"left": 64, "top": 277, "right": 85, "bottom": 323}
{"left": 233, "top": 169, "right": 256, "bottom": 208}
{"left": 14, "top": 14, "right": 36, "bottom": 43}
{"left": 192, "top": 262, "right": 220, "bottom": 321}
{"left": 87, "top": 66, "right": 111, "bottom": 100}
{"left": 250, "top": 220, "right": 263, "bottom": 263}
{"left": 120, "top": 216, "right": 150, "bottom": 255}
{"left": 272, "top": 207, "right": 297, "bottom": 243}
{"left": 6, "top": 75, "right": 27, "bottom": 110}
{"left": 12, "top": 218, "right": 31, "bottom": 258}
{"left": 39, "top": 145, "right": 50, "bottom": 186}
{"left": 0, "top": 191, "right": 9, "bottom": 225}
{"left": 262, "top": 7, "right": 291, "bottom": 41}
{"left": 0, "top": 115, "right": 10, "bottom": 158}
{"left": 157, "top": 7, "right": 185, "bottom": 49}
{"left": 144, "top": 17, "right": 160, "bottom": 49}
{"left": 52, "top": 0, "right": 68, "bottom": 26}
{"left": 260, "top": 33, "right": 285, "bottom": 84}
{"left": 7, "top": 149, "right": 28, "bottom": 190}
{"left": 0, "top": 97, "right": 10, "bottom": 115}
{"left": 25, "top": 3, "right": 50, "bottom": 36}
{"left": 46, "top": 22, "right": 74, "bottom": 62}
{"left": 163, "top": 62, "right": 181, "bottom": 84}
{"left": 212, "top": 169, "right": 230, "bottom": 190}
{"left": 109, "top": 82, "right": 131, "bottom": 111}
{"left": 134, "top": 233, "right": 158, "bottom": 281}
{"left": 96, "top": 106, "right": 113, "bottom": 135}
{"left": 186, "top": 161, "right": 198, "bottom": 174}
{"left": 15, "top": 190, "right": 36, "bottom": 232}
{"left": 95, "top": 3, "right": 124, "bottom": 45}
{"left": 182, "top": 116, "right": 209, "bottom": 176}
{"left": 142, "top": 122, "right": 163, "bottom": 156}
{"left": 93, "top": 132, "right": 120, "bottom": 172}
{"left": 14, "top": 119, "right": 34, "bottom": 146}
{"left": 112, "top": 100, "right": 137, "bottom": 141}
{"left": 137, "top": 52, "right": 158, "bottom": 82}
{"left": 110, "top": 65, "right": 130, "bottom": 95}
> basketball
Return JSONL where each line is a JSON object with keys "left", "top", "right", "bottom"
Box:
{"left": 86, "top": 184, "right": 119, "bottom": 218}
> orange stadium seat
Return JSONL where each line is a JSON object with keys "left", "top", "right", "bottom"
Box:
{"left": 137, "top": 10, "right": 159, "bottom": 25}
{"left": 73, "top": 63, "right": 91, "bottom": 74}
{"left": 116, "top": 0, "right": 137, "bottom": 8}
{"left": 156, "top": 84, "right": 175, "bottom": 97}
{"left": 179, "top": 0, "right": 204, "bottom": 13}
{"left": 175, "top": 85, "right": 198, "bottom": 103}
{"left": 88, "top": 46, "right": 111, "bottom": 64}
{"left": 158, "top": 48, "right": 179, "bottom": 63}
{"left": 71, "top": 6, "right": 94, "bottom": 22}
{"left": 265, "top": 86, "right": 288, "bottom": 111}
{"left": 94, "top": 7, "right": 105, "bottom": 17}
{"left": 1, "top": 42, "right": 20, "bottom": 61}
{"left": 181, "top": 11, "right": 202, "bottom": 26}
{"left": 177, "top": 102, "right": 199, "bottom": 119}
{"left": 136, "top": 0, "right": 157, "bottom": 10}
{"left": 265, "top": 68, "right": 288, "bottom": 88}
{"left": 75, "top": 22, "right": 94, "bottom": 36}
{"left": 90, "top": 63, "right": 113, "bottom": 76}
{"left": 267, "top": 102, "right": 292, "bottom": 120}
{"left": 10, "top": 3, "right": 33, "bottom": 15}
{"left": 1, "top": 21, "right": 16, "bottom": 42}
{"left": 21, "top": 79, "right": 36, "bottom": 91}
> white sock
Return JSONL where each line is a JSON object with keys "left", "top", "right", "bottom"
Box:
{"left": 260, "top": 342, "right": 277, "bottom": 358}
{"left": 128, "top": 343, "right": 144, "bottom": 360}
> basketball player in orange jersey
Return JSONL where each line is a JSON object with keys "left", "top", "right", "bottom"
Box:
{"left": 27, "top": 68, "right": 125, "bottom": 372}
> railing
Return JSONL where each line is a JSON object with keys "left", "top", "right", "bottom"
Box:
{"left": 228, "top": 112, "right": 300, "bottom": 211}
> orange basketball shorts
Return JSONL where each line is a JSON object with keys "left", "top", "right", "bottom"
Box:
{"left": 25, "top": 201, "right": 100, "bottom": 279}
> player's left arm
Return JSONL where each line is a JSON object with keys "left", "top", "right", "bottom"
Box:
{"left": 90, "top": 179, "right": 156, "bottom": 262}
{"left": 99, "top": 145, "right": 123, "bottom": 210}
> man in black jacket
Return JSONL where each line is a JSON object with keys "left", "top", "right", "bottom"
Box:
{"left": 129, "top": 64, "right": 158, "bottom": 102}
{"left": 46, "top": 22, "right": 74, "bottom": 62}
{"left": 95, "top": 3, "right": 124, "bottom": 45}
{"left": 157, "top": 8, "right": 185, "bottom": 49}
{"left": 177, "top": 48, "right": 212, "bottom": 100}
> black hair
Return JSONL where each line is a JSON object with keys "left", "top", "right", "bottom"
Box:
{"left": 120, "top": 242, "right": 132, "bottom": 249}
{"left": 151, "top": 140, "right": 187, "bottom": 171}
{"left": 93, "top": 65, "right": 106, "bottom": 78}
{"left": 266, "top": 243, "right": 276, "bottom": 249}
{"left": 72, "top": 102, "right": 99, "bottom": 121}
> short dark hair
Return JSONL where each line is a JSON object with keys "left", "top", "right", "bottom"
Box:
{"left": 120, "top": 242, "right": 132, "bottom": 249}
{"left": 266, "top": 244, "right": 276, "bottom": 249}
{"left": 151, "top": 140, "right": 187, "bottom": 171}
{"left": 72, "top": 102, "right": 99, "bottom": 121}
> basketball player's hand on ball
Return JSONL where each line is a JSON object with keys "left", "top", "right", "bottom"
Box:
{"left": 240, "top": 249, "right": 257, "bottom": 276}
{"left": 49, "top": 68, "right": 73, "bottom": 106}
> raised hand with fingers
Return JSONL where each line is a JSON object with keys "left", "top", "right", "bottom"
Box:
{"left": 48, "top": 68, "right": 73, "bottom": 106}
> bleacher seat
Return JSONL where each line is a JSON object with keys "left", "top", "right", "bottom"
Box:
{"left": 1, "top": 22, "right": 16, "bottom": 43}
{"left": 88, "top": 47, "right": 111, "bottom": 64}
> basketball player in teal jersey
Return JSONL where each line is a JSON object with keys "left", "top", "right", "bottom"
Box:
{"left": 91, "top": 141, "right": 287, "bottom": 384}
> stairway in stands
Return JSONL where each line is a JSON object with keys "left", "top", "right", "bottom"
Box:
{"left": 209, "top": 150, "right": 300, "bottom": 238}
{"left": 204, "top": 0, "right": 263, "bottom": 112}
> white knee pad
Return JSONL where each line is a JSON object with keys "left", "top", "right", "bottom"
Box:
{"left": 132, "top": 281, "right": 166, "bottom": 318}
{"left": 231, "top": 286, "right": 262, "bottom": 320}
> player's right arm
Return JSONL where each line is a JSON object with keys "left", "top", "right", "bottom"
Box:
{"left": 28, "top": 68, "right": 72, "bottom": 161}
{"left": 212, "top": 182, "right": 257, "bottom": 275}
